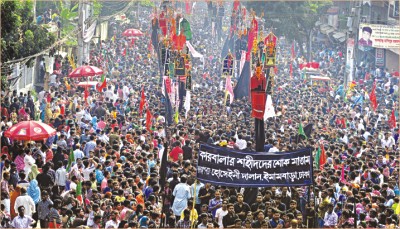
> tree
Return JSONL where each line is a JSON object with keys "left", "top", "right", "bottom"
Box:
{"left": 1, "top": 0, "right": 57, "bottom": 92}
{"left": 1, "top": 0, "right": 56, "bottom": 64}
{"left": 245, "top": 1, "right": 332, "bottom": 59}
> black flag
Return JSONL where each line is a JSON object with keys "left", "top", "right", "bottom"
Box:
{"left": 304, "top": 123, "right": 313, "bottom": 139}
{"left": 163, "top": 83, "right": 173, "bottom": 126}
{"left": 233, "top": 61, "right": 250, "bottom": 99}
{"left": 159, "top": 141, "right": 169, "bottom": 189}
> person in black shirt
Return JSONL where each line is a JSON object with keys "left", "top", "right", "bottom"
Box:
{"left": 275, "top": 195, "right": 287, "bottom": 213}
{"left": 233, "top": 193, "right": 251, "bottom": 221}
{"left": 36, "top": 165, "right": 54, "bottom": 194}
{"left": 182, "top": 140, "right": 192, "bottom": 161}
{"left": 251, "top": 194, "right": 266, "bottom": 213}
{"left": 251, "top": 210, "right": 266, "bottom": 228}
{"left": 222, "top": 204, "right": 239, "bottom": 228}
{"left": 287, "top": 200, "right": 301, "bottom": 216}
{"left": 198, "top": 183, "right": 214, "bottom": 207}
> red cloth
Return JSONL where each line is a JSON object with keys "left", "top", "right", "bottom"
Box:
{"left": 169, "top": 146, "right": 183, "bottom": 162}
{"left": 159, "top": 12, "right": 167, "bottom": 36}
{"left": 319, "top": 143, "right": 327, "bottom": 170}
{"left": 389, "top": 109, "right": 396, "bottom": 129}
{"left": 369, "top": 81, "right": 378, "bottom": 111}
{"left": 48, "top": 222, "right": 61, "bottom": 228}
{"left": 250, "top": 73, "right": 267, "bottom": 120}
{"left": 139, "top": 87, "right": 146, "bottom": 116}
{"left": 146, "top": 108, "right": 152, "bottom": 132}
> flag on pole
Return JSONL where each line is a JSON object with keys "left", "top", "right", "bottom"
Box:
{"left": 225, "top": 75, "right": 234, "bottom": 104}
{"left": 174, "top": 110, "right": 179, "bottom": 124}
{"left": 184, "top": 91, "right": 191, "bottom": 118}
{"left": 139, "top": 87, "right": 146, "bottom": 116}
{"left": 389, "top": 108, "right": 396, "bottom": 129}
{"left": 146, "top": 108, "right": 152, "bottom": 132}
{"left": 298, "top": 122, "right": 307, "bottom": 140}
{"left": 319, "top": 143, "right": 327, "bottom": 170}
{"left": 96, "top": 75, "right": 107, "bottom": 92}
{"left": 66, "top": 148, "right": 75, "bottom": 172}
{"left": 369, "top": 81, "right": 378, "bottom": 111}
{"left": 264, "top": 95, "right": 276, "bottom": 120}
{"left": 315, "top": 147, "right": 321, "bottom": 169}
{"left": 76, "top": 181, "right": 83, "bottom": 205}
{"left": 122, "top": 48, "right": 127, "bottom": 56}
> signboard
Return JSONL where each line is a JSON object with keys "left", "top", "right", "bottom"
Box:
{"left": 197, "top": 144, "right": 313, "bottom": 187}
{"left": 375, "top": 48, "right": 386, "bottom": 67}
{"left": 358, "top": 23, "right": 400, "bottom": 50}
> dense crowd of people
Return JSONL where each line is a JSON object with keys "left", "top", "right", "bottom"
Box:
{"left": 1, "top": 2, "right": 400, "bottom": 229}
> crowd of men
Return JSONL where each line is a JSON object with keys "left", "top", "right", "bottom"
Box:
{"left": 1, "top": 2, "right": 400, "bottom": 229}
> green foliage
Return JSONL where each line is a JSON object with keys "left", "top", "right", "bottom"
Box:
{"left": 1, "top": 75, "right": 9, "bottom": 92}
{"left": 140, "top": 0, "right": 155, "bottom": 8}
{"left": 1, "top": 0, "right": 57, "bottom": 63}
{"left": 246, "top": 1, "right": 332, "bottom": 55}
{"left": 93, "top": 0, "right": 102, "bottom": 16}
{"left": 57, "top": 1, "right": 78, "bottom": 46}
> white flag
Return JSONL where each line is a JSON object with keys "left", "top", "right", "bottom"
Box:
{"left": 264, "top": 95, "right": 276, "bottom": 120}
{"left": 184, "top": 90, "right": 191, "bottom": 118}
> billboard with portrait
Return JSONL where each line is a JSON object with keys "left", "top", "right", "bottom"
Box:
{"left": 358, "top": 23, "right": 400, "bottom": 51}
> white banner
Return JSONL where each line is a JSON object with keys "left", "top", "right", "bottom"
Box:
{"left": 83, "top": 20, "right": 97, "bottom": 43}
{"left": 186, "top": 41, "right": 204, "bottom": 58}
{"left": 358, "top": 23, "right": 400, "bottom": 50}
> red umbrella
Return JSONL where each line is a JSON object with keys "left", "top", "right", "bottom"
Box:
{"left": 122, "top": 29, "right": 144, "bottom": 37}
{"left": 4, "top": 121, "right": 56, "bottom": 141}
{"left": 68, "top": 65, "right": 103, "bottom": 78}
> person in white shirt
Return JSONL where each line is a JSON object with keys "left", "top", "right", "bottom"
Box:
{"left": 381, "top": 132, "right": 395, "bottom": 149}
{"left": 323, "top": 203, "right": 338, "bottom": 227}
{"left": 215, "top": 200, "right": 228, "bottom": 228}
{"left": 234, "top": 134, "right": 247, "bottom": 150}
{"left": 11, "top": 206, "right": 35, "bottom": 229}
{"left": 14, "top": 187, "right": 35, "bottom": 218}
{"left": 55, "top": 161, "right": 67, "bottom": 191}
{"left": 268, "top": 141, "right": 280, "bottom": 153}
{"left": 105, "top": 210, "right": 120, "bottom": 229}
{"left": 73, "top": 144, "right": 84, "bottom": 162}
{"left": 82, "top": 159, "right": 97, "bottom": 181}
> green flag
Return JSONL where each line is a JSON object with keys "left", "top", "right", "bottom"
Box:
{"left": 298, "top": 122, "right": 307, "bottom": 140}
{"left": 315, "top": 147, "right": 321, "bottom": 169}
{"left": 174, "top": 110, "right": 179, "bottom": 124}
{"left": 66, "top": 149, "right": 75, "bottom": 172}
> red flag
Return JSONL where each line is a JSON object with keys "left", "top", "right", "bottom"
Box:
{"left": 139, "top": 87, "right": 146, "bottom": 116}
{"left": 340, "top": 165, "right": 345, "bottom": 183}
{"left": 185, "top": 0, "right": 191, "bottom": 14}
{"left": 122, "top": 48, "right": 126, "bottom": 56}
{"left": 289, "top": 63, "right": 293, "bottom": 79}
{"left": 389, "top": 109, "right": 396, "bottom": 129}
{"left": 291, "top": 41, "right": 295, "bottom": 59}
{"left": 146, "top": 108, "right": 152, "bottom": 132}
{"left": 96, "top": 78, "right": 107, "bottom": 92}
{"left": 369, "top": 81, "right": 378, "bottom": 111}
{"left": 319, "top": 143, "right": 327, "bottom": 170}
{"left": 233, "top": 0, "right": 240, "bottom": 11}
{"left": 148, "top": 40, "right": 153, "bottom": 51}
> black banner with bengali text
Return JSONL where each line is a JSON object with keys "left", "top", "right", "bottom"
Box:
{"left": 197, "top": 144, "right": 313, "bottom": 187}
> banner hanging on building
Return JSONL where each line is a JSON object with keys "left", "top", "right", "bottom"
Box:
{"left": 358, "top": 23, "right": 400, "bottom": 50}
{"left": 197, "top": 144, "right": 313, "bottom": 187}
